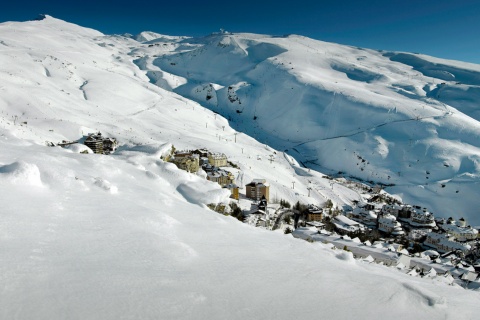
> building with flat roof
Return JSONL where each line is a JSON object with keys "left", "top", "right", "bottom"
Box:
{"left": 245, "top": 179, "right": 269, "bottom": 201}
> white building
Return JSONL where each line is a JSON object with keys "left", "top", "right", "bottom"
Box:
{"left": 441, "top": 223, "right": 478, "bottom": 242}
{"left": 348, "top": 203, "right": 378, "bottom": 227}
{"left": 424, "top": 232, "right": 471, "bottom": 254}
{"left": 208, "top": 153, "right": 228, "bottom": 167}
{"left": 396, "top": 205, "right": 436, "bottom": 228}
{"left": 378, "top": 214, "right": 405, "bottom": 236}
{"left": 410, "top": 207, "right": 436, "bottom": 227}
{"left": 381, "top": 204, "right": 403, "bottom": 217}
{"left": 333, "top": 215, "right": 365, "bottom": 235}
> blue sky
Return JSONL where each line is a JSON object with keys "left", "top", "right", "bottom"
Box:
{"left": 1, "top": 0, "right": 479, "bottom": 63}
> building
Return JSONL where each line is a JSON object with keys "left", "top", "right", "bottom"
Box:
{"left": 396, "top": 205, "right": 436, "bottom": 228}
{"left": 84, "top": 132, "right": 118, "bottom": 154}
{"left": 377, "top": 213, "right": 405, "bottom": 236}
{"left": 306, "top": 205, "right": 323, "bottom": 221}
{"left": 192, "top": 148, "right": 209, "bottom": 158}
{"left": 172, "top": 153, "right": 199, "bottom": 173}
{"left": 424, "top": 232, "right": 471, "bottom": 254}
{"left": 258, "top": 195, "right": 268, "bottom": 211}
{"left": 84, "top": 133, "right": 104, "bottom": 154}
{"left": 332, "top": 215, "right": 365, "bottom": 236}
{"left": 102, "top": 137, "right": 118, "bottom": 154}
{"left": 225, "top": 183, "right": 239, "bottom": 200}
{"left": 206, "top": 168, "right": 234, "bottom": 187}
{"left": 381, "top": 204, "right": 404, "bottom": 217}
{"left": 441, "top": 220, "right": 478, "bottom": 242}
{"left": 348, "top": 202, "right": 378, "bottom": 227}
{"left": 245, "top": 179, "right": 270, "bottom": 201}
{"left": 208, "top": 153, "right": 228, "bottom": 167}
{"left": 306, "top": 221, "right": 325, "bottom": 231}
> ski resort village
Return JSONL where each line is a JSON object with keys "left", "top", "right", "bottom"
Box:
{"left": 164, "top": 145, "right": 480, "bottom": 287}
{"left": 2, "top": 15, "right": 480, "bottom": 319}
{"left": 48, "top": 133, "right": 480, "bottom": 288}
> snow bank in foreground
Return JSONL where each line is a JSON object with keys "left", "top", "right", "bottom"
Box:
{"left": 0, "top": 161, "right": 43, "bottom": 187}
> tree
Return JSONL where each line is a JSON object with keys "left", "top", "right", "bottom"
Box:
{"left": 332, "top": 206, "right": 341, "bottom": 217}
{"left": 294, "top": 201, "right": 301, "bottom": 211}
{"left": 236, "top": 213, "right": 245, "bottom": 222}
{"left": 284, "top": 227, "right": 292, "bottom": 234}
{"left": 283, "top": 215, "right": 292, "bottom": 224}
{"left": 229, "top": 202, "right": 243, "bottom": 220}
{"left": 280, "top": 199, "right": 291, "bottom": 208}
{"left": 324, "top": 199, "right": 333, "bottom": 209}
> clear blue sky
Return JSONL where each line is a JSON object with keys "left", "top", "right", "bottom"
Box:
{"left": 1, "top": 0, "right": 479, "bottom": 64}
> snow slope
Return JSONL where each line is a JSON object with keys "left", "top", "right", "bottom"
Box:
{"left": 133, "top": 32, "right": 480, "bottom": 224}
{"left": 0, "top": 16, "right": 479, "bottom": 319}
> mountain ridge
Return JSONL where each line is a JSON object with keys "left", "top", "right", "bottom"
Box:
{"left": 127, "top": 30, "right": 480, "bottom": 223}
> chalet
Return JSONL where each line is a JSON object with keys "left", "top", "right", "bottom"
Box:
{"left": 245, "top": 179, "right": 270, "bottom": 202}
{"left": 208, "top": 152, "right": 228, "bottom": 167}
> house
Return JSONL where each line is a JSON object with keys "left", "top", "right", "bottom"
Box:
{"left": 208, "top": 152, "right": 228, "bottom": 167}
{"left": 245, "top": 179, "right": 270, "bottom": 201}
{"left": 225, "top": 183, "right": 239, "bottom": 200}
{"left": 306, "top": 204, "right": 323, "bottom": 221}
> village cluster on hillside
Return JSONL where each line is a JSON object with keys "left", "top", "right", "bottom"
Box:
{"left": 49, "top": 136, "right": 480, "bottom": 288}
{"left": 165, "top": 146, "right": 480, "bottom": 288}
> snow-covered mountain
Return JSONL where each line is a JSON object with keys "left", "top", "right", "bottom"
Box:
{"left": 131, "top": 30, "right": 480, "bottom": 225}
{"left": 1, "top": 15, "right": 479, "bottom": 319}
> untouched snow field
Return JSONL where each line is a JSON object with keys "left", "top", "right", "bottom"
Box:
{"left": 0, "top": 16, "right": 479, "bottom": 319}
